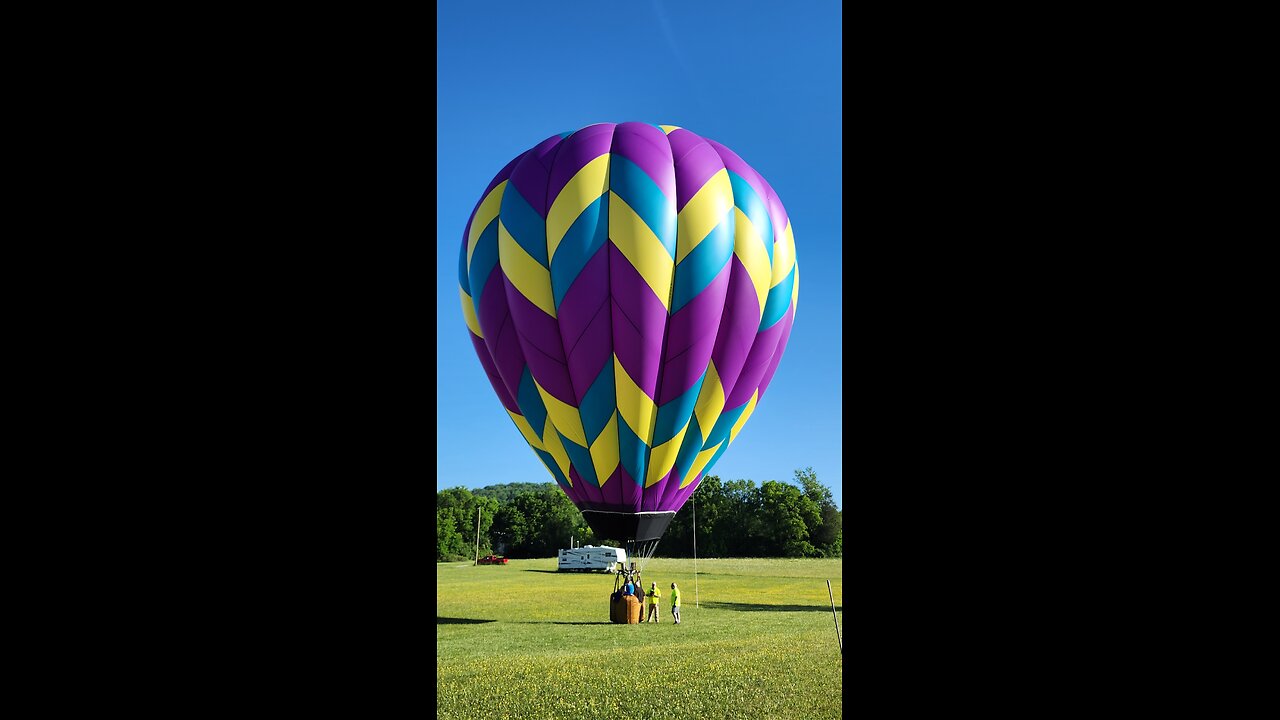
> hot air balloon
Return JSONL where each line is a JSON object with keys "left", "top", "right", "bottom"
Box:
{"left": 457, "top": 122, "right": 797, "bottom": 557}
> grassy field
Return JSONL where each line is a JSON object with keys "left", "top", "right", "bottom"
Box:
{"left": 437, "top": 557, "right": 843, "bottom": 720}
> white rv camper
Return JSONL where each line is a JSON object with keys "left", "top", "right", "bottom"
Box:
{"left": 557, "top": 545, "right": 626, "bottom": 572}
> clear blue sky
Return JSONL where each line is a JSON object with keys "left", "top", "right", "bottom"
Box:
{"left": 436, "top": 0, "right": 843, "bottom": 509}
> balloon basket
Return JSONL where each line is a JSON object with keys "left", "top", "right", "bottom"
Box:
{"left": 609, "top": 594, "right": 642, "bottom": 624}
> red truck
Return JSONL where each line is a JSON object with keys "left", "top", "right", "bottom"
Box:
{"left": 477, "top": 554, "right": 508, "bottom": 565}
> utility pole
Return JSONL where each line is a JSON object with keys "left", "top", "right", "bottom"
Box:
{"left": 474, "top": 506, "right": 480, "bottom": 565}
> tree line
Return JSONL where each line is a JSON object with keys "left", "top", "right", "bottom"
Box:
{"left": 437, "top": 468, "right": 840, "bottom": 561}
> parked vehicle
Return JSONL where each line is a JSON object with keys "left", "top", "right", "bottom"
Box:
{"left": 557, "top": 545, "right": 626, "bottom": 572}
{"left": 477, "top": 554, "right": 508, "bottom": 565}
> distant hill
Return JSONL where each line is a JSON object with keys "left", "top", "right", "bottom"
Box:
{"left": 472, "top": 482, "right": 557, "bottom": 504}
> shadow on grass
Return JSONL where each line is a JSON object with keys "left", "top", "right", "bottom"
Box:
{"left": 522, "top": 569, "right": 613, "bottom": 575}
{"left": 699, "top": 601, "right": 842, "bottom": 613}
{"left": 504, "top": 620, "right": 614, "bottom": 625}
{"left": 437, "top": 617, "right": 496, "bottom": 624}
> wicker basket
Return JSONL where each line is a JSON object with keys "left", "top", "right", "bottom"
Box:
{"left": 610, "top": 594, "right": 643, "bottom": 624}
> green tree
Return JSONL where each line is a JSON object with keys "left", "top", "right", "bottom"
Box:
{"left": 436, "top": 509, "right": 466, "bottom": 561}
{"left": 439, "top": 468, "right": 840, "bottom": 560}
{"left": 758, "top": 480, "right": 821, "bottom": 556}
{"left": 473, "top": 482, "right": 557, "bottom": 504}
{"left": 491, "top": 502, "right": 528, "bottom": 555}
{"left": 436, "top": 487, "right": 499, "bottom": 561}
{"left": 722, "top": 479, "right": 762, "bottom": 556}
{"left": 489, "top": 486, "right": 591, "bottom": 558}
{"left": 663, "top": 475, "right": 732, "bottom": 557}
{"left": 793, "top": 467, "right": 842, "bottom": 557}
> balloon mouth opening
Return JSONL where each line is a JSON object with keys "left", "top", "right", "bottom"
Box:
{"left": 580, "top": 510, "right": 676, "bottom": 542}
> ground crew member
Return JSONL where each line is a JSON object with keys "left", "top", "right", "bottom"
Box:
{"left": 670, "top": 582, "right": 682, "bottom": 624}
{"left": 646, "top": 582, "right": 661, "bottom": 622}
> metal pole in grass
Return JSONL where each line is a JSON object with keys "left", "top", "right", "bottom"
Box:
{"left": 827, "top": 580, "right": 841, "bottom": 654}
{"left": 693, "top": 493, "right": 699, "bottom": 609}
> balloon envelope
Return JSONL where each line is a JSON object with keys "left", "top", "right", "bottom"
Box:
{"left": 458, "top": 123, "right": 798, "bottom": 542}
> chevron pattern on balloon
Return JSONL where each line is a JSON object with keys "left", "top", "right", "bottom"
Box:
{"left": 458, "top": 122, "right": 798, "bottom": 524}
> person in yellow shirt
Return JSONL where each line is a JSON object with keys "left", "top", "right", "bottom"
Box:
{"left": 670, "top": 582, "right": 681, "bottom": 624}
{"left": 645, "top": 581, "right": 661, "bottom": 622}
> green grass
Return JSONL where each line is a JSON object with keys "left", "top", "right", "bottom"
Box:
{"left": 437, "top": 557, "right": 843, "bottom": 720}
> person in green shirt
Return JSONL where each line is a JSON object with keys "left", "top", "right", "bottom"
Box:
{"left": 670, "top": 582, "right": 682, "bottom": 624}
{"left": 645, "top": 581, "right": 661, "bottom": 623}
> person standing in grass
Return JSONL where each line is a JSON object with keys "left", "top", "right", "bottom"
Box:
{"left": 670, "top": 582, "right": 681, "bottom": 624}
{"left": 645, "top": 581, "right": 661, "bottom": 623}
